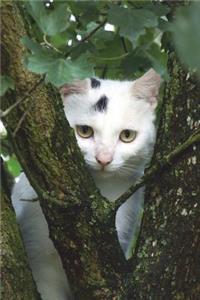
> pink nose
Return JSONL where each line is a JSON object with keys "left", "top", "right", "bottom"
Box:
{"left": 95, "top": 153, "right": 113, "bottom": 167}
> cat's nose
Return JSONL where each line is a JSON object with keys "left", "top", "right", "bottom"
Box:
{"left": 95, "top": 153, "right": 113, "bottom": 167}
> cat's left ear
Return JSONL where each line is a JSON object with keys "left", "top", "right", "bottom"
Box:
{"left": 59, "top": 79, "right": 89, "bottom": 98}
{"left": 132, "top": 69, "right": 161, "bottom": 109}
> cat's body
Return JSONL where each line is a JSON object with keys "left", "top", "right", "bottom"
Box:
{"left": 11, "top": 69, "right": 161, "bottom": 300}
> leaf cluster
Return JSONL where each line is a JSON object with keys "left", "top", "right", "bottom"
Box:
{"left": 19, "top": 0, "right": 171, "bottom": 86}
{"left": 2, "top": 1, "right": 200, "bottom": 95}
{"left": 173, "top": 2, "right": 200, "bottom": 76}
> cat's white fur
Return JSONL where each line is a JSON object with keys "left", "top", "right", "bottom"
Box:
{"left": 11, "top": 69, "right": 161, "bottom": 300}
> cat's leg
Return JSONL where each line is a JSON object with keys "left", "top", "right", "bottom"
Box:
{"left": 11, "top": 173, "right": 72, "bottom": 300}
{"left": 115, "top": 188, "right": 144, "bottom": 260}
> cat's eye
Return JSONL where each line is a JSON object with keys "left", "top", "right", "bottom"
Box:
{"left": 76, "top": 125, "right": 94, "bottom": 138}
{"left": 119, "top": 129, "right": 137, "bottom": 143}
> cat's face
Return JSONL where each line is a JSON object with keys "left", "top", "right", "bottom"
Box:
{"left": 61, "top": 69, "right": 161, "bottom": 178}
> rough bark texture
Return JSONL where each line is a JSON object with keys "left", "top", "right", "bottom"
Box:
{"left": 0, "top": 164, "right": 41, "bottom": 300}
{"left": 129, "top": 55, "right": 200, "bottom": 299}
{"left": 1, "top": 2, "right": 129, "bottom": 299}
{"left": 2, "top": 1, "right": 199, "bottom": 299}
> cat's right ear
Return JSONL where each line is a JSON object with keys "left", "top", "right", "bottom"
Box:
{"left": 59, "top": 79, "right": 89, "bottom": 98}
{"left": 132, "top": 69, "right": 161, "bottom": 109}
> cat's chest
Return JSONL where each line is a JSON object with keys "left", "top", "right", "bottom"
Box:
{"left": 93, "top": 175, "right": 137, "bottom": 201}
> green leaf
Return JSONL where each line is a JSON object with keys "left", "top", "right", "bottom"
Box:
{"left": 6, "top": 155, "right": 21, "bottom": 177}
{"left": 70, "top": 42, "right": 95, "bottom": 60}
{"left": 121, "top": 53, "right": 151, "bottom": 78}
{"left": 0, "top": 76, "right": 15, "bottom": 96}
{"left": 26, "top": 1, "right": 70, "bottom": 36}
{"left": 93, "top": 36, "right": 125, "bottom": 59}
{"left": 25, "top": 51, "right": 57, "bottom": 74}
{"left": 80, "top": 2, "right": 99, "bottom": 24}
{"left": 25, "top": 49, "right": 94, "bottom": 87}
{"left": 145, "top": 3, "right": 170, "bottom": 17}
{"left": 92, "top": 29, "right": 116, "bottom": 50}
{"left": 158, "top": 19, "right": 173, "bottom": 33}
{"left": 68, "top": 1, "right": 99, "bottom": 24}
{"left": 108, "top": 6, "right": 158, "bottom": 48}
{"left": 71, "top": 55, "right": 95, "bottom": 79}
{"left": 45, "top": 59, "right": 74, "bottom": 86}
{"left": 46, "top": 56, "right": 94, "bottom": 87}
{"left": 137, "top": 28, "right": 156, "bottom": 49}
{"left": 49, "top": 32, "right": 69, "bottom": 49}
{"left": 145, "top": 43, "right": 168, "bottom": 78}
{"left": 21, "top": 36, "right": 44, "bottom": 53}
{"left": 173, "top": 3, "right": 200, "bottom": 75}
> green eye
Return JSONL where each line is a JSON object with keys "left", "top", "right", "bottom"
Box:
{"left": 76, "top": 125, "right": 93, "bottom": 138}
{"left": 120, "top": 129, "right": 137, "bottom": 143}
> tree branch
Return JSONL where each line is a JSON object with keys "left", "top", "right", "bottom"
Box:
{"left": 64, "top": 19, "right": 107, "bottom": 58}
{"left": 0, "top": 76, "right": 44, "bottom": 119}
{"left": 2, "top": 4, "right": 129, "bottom": 297}
{"left": 114, "top": 128, "right": 200, "bottom": 211}
{"left": 94, "top": 52, "right": 129, "bottom": 61}
{"left": 121, "top": 37, "right": 128, "bottom": 53}
{"left": 1, "top": 172, "right": 41, "bottom": 299}
{"left": 42, "top": 34, "right": 62, "bottom": 53}
{"left": 13, "top": 98, "right": 35, "bottom": 136}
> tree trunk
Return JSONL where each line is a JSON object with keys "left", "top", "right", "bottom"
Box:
{"left": 1, "top": 1, "right": 199, "bottom": 299}
{"left": 1, "top": 2, "right": 129, "bottom": 299}
{"left": 0, "top": 161, "right": 41, "bottom": 300}
{"left": 129, "top": 54, "right": 200, "bottom": 299}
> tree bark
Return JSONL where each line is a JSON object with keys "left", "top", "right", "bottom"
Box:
{"left": 1, "top": 1, "right": 199, "bottom": 299}
{"left": 1, "top": 2, "right": 129, "bottom": 299}
{"left": 0, "top": 161, "right": 41, "bottom": 300}
{"left": 129, "top": 55, "right": 200, "bottom": 299}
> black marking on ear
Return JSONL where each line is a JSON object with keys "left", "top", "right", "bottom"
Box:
{"left": 91, "top": 77, "right": 101, "bottom": 88}
{"left": 94, "top": 95, "right": 108, "bottom": 112}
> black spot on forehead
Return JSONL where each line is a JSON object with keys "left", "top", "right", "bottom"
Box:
{"left": 93, "top": 95, "right": 108, "bottom": 113}
{"left": 90, "top": 77, "right": 101, "bottom": 88}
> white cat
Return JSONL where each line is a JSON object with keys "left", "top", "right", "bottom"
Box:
{"left": 11, "top": 69, "right": 161, "bottom": 300}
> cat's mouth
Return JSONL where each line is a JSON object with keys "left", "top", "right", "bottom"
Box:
{"left": 90, "top": 164, "right": 112, "bottom": 172}
{"left": 86, "top": 158, "right": 142, "bottom": 178}
{"left": 86, "top": 161, "right": 113, "bottom": 174}
{"left": 87, "top": 162, "right": 124, "bottom": 177}
{"left": 99, "top": 165, "right": 112, "bottom": 176}
{"left": 92, "top": 168, "right": 115, "bottom": 178}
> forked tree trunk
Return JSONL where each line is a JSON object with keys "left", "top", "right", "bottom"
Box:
{"left": 1, "top": 2, "right": 128, "bottom": 299}
{"left": 1, "top": 1, "right": 199, "bottom": 299}
{"left": 129, "top": 54, "right": 200, "bottom": 299}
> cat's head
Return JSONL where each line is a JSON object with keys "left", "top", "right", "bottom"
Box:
{"left": 60, "top": 69, "right": 161, "bottom": 178}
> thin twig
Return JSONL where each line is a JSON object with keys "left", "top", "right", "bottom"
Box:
{"left": 101, "top": 65, "right": 108, "bottom": 78}
{"left": 64, "top": 19, "right": 107, "bottom": 58}
{"left": 13, "top": 98, "right": 35, "bottom": 137}
{"left": 0, "top": 76, "right": 44, "bottom": 118}
{"left": 114, "top": 128, "right": 200, "bottom": 211}
{"left": 20, "top": 198, "right": 38, "bottom": 202}
{"left": 121, "top": 37, "right": 128, "bottom": 53}
{"left": 94, "top": 53, "right": 129, "bottom": 61}
{"left": 42, "top": 35, "right": 62, "bottom": 53}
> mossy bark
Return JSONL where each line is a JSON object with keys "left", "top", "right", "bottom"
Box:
{"left": 0, "top": 171, "right": 41, "bottom": 300}
{"left": 2, "top": 1, "right": 199, "bottom": 299}
{"left": 129, "top": 55, "right": 200, "bottom": 299}
{"left": 1, "top": 2, "right": 129, "bottom": 299}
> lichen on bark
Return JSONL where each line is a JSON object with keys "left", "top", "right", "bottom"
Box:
{"left": 1, "top": 2, "right": 129, "bottom": 299}
{"left": 0, "top": 185, "right": 41, "bottom": 300}
{"left": 1, "top": 1, "right": 199, "bottom": 299}
{"left": 129, "top": 54, "right": 200, "bottom": 299}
